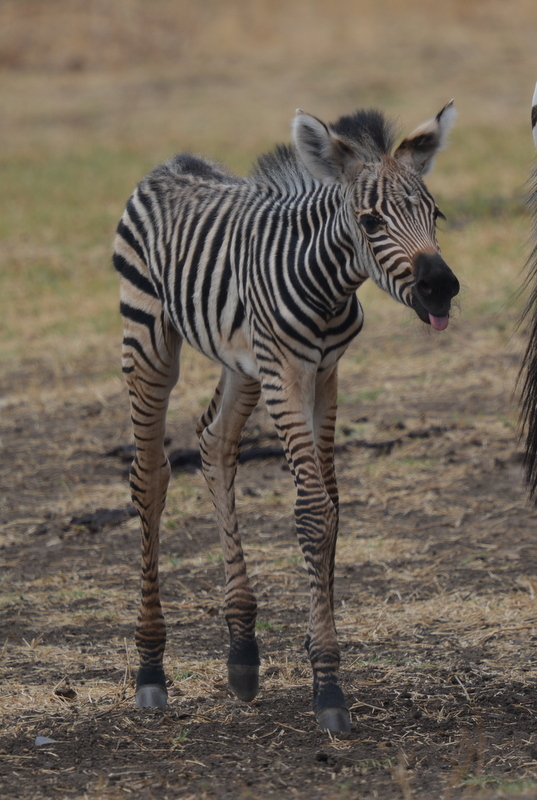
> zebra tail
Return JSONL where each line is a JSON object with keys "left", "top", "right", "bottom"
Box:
{"left": 520, "top": 82, "right": 537, "bottom": 498}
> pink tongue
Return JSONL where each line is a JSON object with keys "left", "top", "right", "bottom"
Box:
{"left": 429, "top": 313, "right": 449, "bottom": 331}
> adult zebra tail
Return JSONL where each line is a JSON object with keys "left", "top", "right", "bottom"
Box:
{"left": 520, "top": 82, "right": 537, "bottom": 498}
{"left": 533, "top": 82, "right": 537, "bottom": 149}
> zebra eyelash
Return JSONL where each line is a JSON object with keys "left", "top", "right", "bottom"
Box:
{"left": 434, "top": 207, "right": 446, "bottom": 222}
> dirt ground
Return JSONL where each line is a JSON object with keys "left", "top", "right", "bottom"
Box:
{"left": 1, "top": 315, "right": 537, "bottom": 800}
{"left": 2, "top": 0, "right": 537, "bottom": 797}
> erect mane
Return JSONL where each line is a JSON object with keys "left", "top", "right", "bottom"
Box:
{"left": 329, "top": 109, "right": 397, "bottom": 161}
{"left": 249, "top": 108, "right": 397, "bottom": 194}
{"left": 249, "top": 143, "right": 315, "bottom": 194}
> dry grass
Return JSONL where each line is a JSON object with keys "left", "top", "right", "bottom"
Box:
{"left": 2, "top": 1, "right": 537, "bottom": 798}
{"left": 1, "top": 0, "right": 535, "bottom": 376}
{"left": 1, "top": 1, "right": 534, "bottom": 374}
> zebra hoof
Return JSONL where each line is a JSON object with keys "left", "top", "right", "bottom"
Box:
{"left": 316, "top": 706, "right": 351, "bottom": 735}
{"left": 135, "top": 684, "right": 168, "bottom": 709}
{"left": 227, "top": 664, "right": 259, "bottom": 702}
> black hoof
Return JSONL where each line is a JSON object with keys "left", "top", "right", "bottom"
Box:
{"left": 316, "top": 706, "right": 351, "bottom": 734}
{"left": 227, "top": 664, "right": 259, "bottom": 702}
{"left": 135, "top": 684, "right": 168, "bottom": 708}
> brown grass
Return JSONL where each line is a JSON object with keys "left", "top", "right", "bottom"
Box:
{"left": 2, "top": 2, "right": 537, "bottom": 798}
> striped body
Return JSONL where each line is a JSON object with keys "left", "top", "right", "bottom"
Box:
{"left": 115, "top": 104, "right": 459, "bottom": 732}
{"left": 117, "top": 161, "right": 364, "bottom": 381}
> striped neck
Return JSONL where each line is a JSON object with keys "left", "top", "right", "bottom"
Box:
{"left": 254, "top": 183, "right": 367, "bottom": 320}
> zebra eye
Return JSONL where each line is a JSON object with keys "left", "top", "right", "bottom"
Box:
{"left": 360, "top": 214, "right": 384, "bottom": 235}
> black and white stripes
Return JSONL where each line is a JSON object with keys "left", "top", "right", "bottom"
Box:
{"left": 532, "top": 83, "right": 537, "bottom": 148}
{"left": 520, "top": 83, "right": 537, "bottom": 497}
{"left": 115, "top": 102, "right": 459, "bottom": 733}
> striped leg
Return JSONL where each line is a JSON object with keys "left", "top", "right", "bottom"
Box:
{"left": 121, "top": 290, "right": 181, "bottom": 708}
{"left": 313, "top": 366, "right": 340, "bottom": 616}
{"left": 196, "top": 368, "right": 262, "bottom": 701}
{"left": 263, "top": 364, "right": 350, "bottom": 733}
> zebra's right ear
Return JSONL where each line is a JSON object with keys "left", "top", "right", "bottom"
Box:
{"left": 292, "top": 110, "right": 363, "bottom": 184}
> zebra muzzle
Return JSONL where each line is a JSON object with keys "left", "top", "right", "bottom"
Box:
{"left": 411, "top": 252, "right": 460, "bottom": 329}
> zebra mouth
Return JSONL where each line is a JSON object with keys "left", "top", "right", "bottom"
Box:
{"left": 410, "top": 253, "right": 459, "bottom": 331}
{"left": 411, "top": 295, "right": 451, "bottom": 331}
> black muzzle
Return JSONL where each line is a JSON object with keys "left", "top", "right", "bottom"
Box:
{"left": 411, "top": 252, "right": 459, "bottom": 329}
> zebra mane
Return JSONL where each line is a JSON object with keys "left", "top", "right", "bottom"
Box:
{"left": 330, "top": 109, "right": 397, "bottom": 161}
{"left": 163, "top": 154, "right": 243, "bottom": 185}
{"left": 250, "top": 143, "right": 315, "bottom": 194}
{"left": 250, "top": 109, "right": 397, "bottom": 193}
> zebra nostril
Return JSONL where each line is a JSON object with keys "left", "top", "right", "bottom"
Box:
{"left": 416, "top": 279, "right": 432, "bottom": 297}
{"left": 413, "top": 253, "right": 459, "bottom": 305}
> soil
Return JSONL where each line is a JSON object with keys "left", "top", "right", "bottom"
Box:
{"left": 1, "top": 320, "right": 537, "bottom": 800}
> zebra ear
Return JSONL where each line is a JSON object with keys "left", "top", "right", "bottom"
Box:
{"left": 292, "top": 110, "right": 363, "bottom": 184}
{"left": 394, "top": 100, "right": 457, "bottom": 176}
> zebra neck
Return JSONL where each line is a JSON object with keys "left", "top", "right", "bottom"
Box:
{"left": 282, "top": 186, "right": 365, "bottom": 315}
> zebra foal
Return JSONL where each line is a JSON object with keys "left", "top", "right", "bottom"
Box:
{"left": 114, "top": 102, "right": 459, "bottom": 733}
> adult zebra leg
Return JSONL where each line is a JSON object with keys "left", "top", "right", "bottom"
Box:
{"left": 121, "top": 295, "right": 182, "bottom": 709}
{"left": 263, "top": 366, "right": 350, "bottom": 733}
{"left": 196, "top": 368, "right": 262, "bottom": 701}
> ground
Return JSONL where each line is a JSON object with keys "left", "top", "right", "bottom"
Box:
{"left": 2, "top": 3, "right": 537, "bottom": 797}
{"left": 1, "top": 317, "right": 537, "bottom": 800}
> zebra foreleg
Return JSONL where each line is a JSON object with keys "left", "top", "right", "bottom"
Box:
{"left": 197, "top": 368, "right": 262, "bottom": 702}
{"left": 263, "top": 368, "right": 350, "bottom": 734}
{"left": 121, "top": 300, "right": 182, "bottom": 709}
{"left": 313, "top": 366, "right": 340, "bottom": 616}
{"left": 309, "top": 366, "right": 350, "bottom": 733}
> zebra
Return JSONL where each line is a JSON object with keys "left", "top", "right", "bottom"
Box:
{"left": 521, "top": 82, "right": 537, "bottom": 497}
{"left": 114, "top": 102, "right": 460, "bottom": 734}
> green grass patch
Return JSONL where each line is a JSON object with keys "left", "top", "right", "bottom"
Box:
{"left": 173, "top": 668, "right": 193, "bottom": 682}
{"left": 0, "top": 147, "right": 158, "bottom": 366}
{"left": 255, "top": 618, "right": 284, "bottom": 633}
{"left": 462, "top": 775, "right": 537, "bottom": 794}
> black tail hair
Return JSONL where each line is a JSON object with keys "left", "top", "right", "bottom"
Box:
{"left": 520, "top": 163, "right": 537, "bottom": 498}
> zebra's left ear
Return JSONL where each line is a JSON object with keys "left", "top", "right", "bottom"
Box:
{"left": 394, "top": 100, "right": 457, "bottom": 176}
{"left": 292, "top": 110, "right": 363, "bottom": 184}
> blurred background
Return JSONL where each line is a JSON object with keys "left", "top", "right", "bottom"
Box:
{"left": 3, "top": 6, "right": 537, "bottom": 795}
{"left": 0, "top": 0, "right": 536, "bottom": 380}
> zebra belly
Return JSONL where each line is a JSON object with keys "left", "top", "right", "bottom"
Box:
{"left": 165, "top": 305, "right": 261, "bottom": 382}
{"left": 215, "top": 331, "right": 261, "bottom": 381}
{"left": 162, "top": 282, "right": 362, "bottom": 382}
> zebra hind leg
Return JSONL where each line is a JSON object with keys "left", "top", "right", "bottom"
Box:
{"left": 196, "top": 368, "right": 262, "bottom": 702}
{"left": 121, "top": 303, "right": 182, "bottom": 709}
